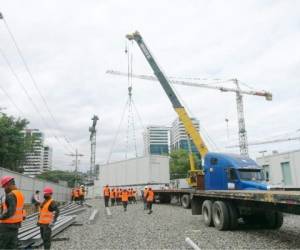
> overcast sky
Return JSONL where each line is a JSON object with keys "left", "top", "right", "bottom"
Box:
{"left": 0, "top": 0, "right": 299, "bottom": 172}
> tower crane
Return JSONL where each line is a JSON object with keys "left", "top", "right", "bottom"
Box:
{"left": 89, "top": 115, "right": 99, "bottom": 180}
{"left": 106, "top": 70, "right": 272, "bottom": 156}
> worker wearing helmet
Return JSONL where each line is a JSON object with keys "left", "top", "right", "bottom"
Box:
{"left": 38, "top": 186, "right": 60, "bottom": 250}
{"left": 146, "top": 187, "right": 154, "bottom": 214}
{"left": 143, "top": 186, "right": 148, "bottom": 210}
{"left": 121, "top": 189, "right": 129, "bottom": 212}
{"left": 0, "top": 176, "right": 25, "bottom": 249}
{"left": 103, "top": 185, "right": 110, "bottom": 207}
{"left": 78, "top": 185, "right": 85, "bottom": 205}
{"left": 110, "top": 188, "right": 116, "bottom": 206}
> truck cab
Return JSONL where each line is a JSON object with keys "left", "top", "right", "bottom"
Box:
{"left": 204, "top": 152, "right": 268, "bottom": 190}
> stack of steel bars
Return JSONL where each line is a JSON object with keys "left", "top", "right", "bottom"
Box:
{"left": 18, "top": 203, "right": 87, "bottom": 248}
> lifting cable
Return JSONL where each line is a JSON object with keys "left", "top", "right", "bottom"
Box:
{"left": 106, "top": 41, "right": 145, "bottom": 163}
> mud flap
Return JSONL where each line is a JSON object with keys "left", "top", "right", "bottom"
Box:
{"left": 191, "top": 195, "right": 202, "bottom": 215}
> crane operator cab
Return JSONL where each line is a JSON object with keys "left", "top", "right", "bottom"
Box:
{"left": 204, "top": 153, "right": 268, "bottom": 190}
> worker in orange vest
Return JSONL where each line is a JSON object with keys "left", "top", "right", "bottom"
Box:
{"left": 146, "top": 187, "right": 154, "bottom": 214}
{"left": 0, "top": 176, "right": 25, "bottom": 249}
{"left": 103, "top": 185, "right": 110, "bottom": 207}
{"left": 143, "top": 186, "right": 148, "bottom": 210}
{"left": 38, "top": 186, "right": 60, "bottom": 250}
{"left": 117, "top": 188, "right": 122, "bottom": 205}
{"left": 73, "top": 187, "right": 79, "bottom": 204}
{"left": 121, "top": 189, "right": 129, "bottom": 212}
{"left": 110, "top": 188, "right": 116, "bottom": 206}
{"left": 79, "top": 185, "right": 85, "bottom": 205}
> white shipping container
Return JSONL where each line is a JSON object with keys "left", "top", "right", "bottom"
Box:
{"left": 86, "top": 155, "right": 169, "bottom": 198}
{"left": 99, "top": 155, "right": 169, "bottom": 187}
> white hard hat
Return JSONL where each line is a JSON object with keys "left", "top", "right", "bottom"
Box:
{"left": 144, "top": 186, "right": 148, "bottom": 189}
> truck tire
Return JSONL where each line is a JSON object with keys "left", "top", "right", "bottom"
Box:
{"left": 264, "top": 211, "right": 283, "bottom": 229}
{"left": 226, "top": 202, "right": 238, "bottom": 230}
{"left": 212, "top": 201, "right": 230, "bottom": 231}
{"left": 181, "top": 194, "right": 191, "bottom": 209}
{"left": 202, "top": 200, "right": 213, "bottom": 227}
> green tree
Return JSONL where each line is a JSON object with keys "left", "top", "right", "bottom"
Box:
{"left": 169, "top": 149, "right": 202, "bottom": 180}
{"left": 0, "top": 113, "right": 32, "bottom": 172}
{"left": 37, "top": 170, "right": 85, "bottom": 188}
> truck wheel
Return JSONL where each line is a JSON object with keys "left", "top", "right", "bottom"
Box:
{"left": 264, "top": 211, "right": 283, "bottom": 229}
{"left": 181, "top": 194, "right": 191, "bottom": 209}
{"left": 226, "top": 202, "right": 238, "bottom": 230}
{"left": 202, "top": 200, "right": 213, "bottom": 227}
{"left": 212, "top": 201, "right": 230, "bottom": 231}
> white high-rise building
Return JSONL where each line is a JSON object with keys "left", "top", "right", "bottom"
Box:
{"left": 143, "top": 126, "right": 170, "bottom": 156}
{"left": 170, "top": 117, "right": 200, "bottom": 154}
{"left": 43, "top": 146, "right": 52, "bottom": 172}
{"left": 21, "top": 129, "right": 52, "bottom": 176}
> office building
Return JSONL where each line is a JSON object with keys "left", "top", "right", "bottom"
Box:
{"left": 143, "top": 126, "right": 170, "bottom": 155}
{"left": 256, "top": 149, "right": 300, "bottom": 187}
{"left": 170, "top": 117, "right": 200, "bottom": 157}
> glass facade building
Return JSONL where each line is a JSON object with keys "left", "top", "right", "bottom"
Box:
{"left": 143, "top": 126, "right": 170, "bottom": 156}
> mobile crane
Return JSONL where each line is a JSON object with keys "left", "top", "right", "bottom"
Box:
{"left": 126, "top": 32, "right": 208, "bottom": 188}
{"left": 126, "top": 31, "right": 300, "bottom": 231}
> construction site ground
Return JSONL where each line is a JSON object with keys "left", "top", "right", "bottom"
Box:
{"left": 47, "top": 199, "right": 300, "bottom": 249}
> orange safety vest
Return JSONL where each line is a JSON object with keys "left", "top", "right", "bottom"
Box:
{"left": 121, "top": 191, "right": 128, "bottom": 202}
{"left": 103, "top": 187, "right": 110, "bottom": 197}
{"left": 38, "top": 199, "right": 54, "bottom": 225}
{"left": 0, "top": 189, "right": 25, "bottom": 224}
{"left": 147, "top": 190, "right": 154, "bottom": 202}
{"left": 144, "top": 189, "right": 148, "bottom": 199}
{"left": 74, "top": 189, "right": 79, "bottom": 198}
{"left": 110, "top": 189, "right": 115, "bottom": 198}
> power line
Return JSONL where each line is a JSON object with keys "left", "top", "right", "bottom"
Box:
{"left": 0, "top": 47, "right": 73, "bottom": 154}
{"left": 0, "top": 13, "right": 75, "bottom": 152}
{"left": 0, "top": 82, "right": 25, "bottom": 116}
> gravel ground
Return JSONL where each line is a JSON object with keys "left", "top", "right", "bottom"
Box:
{"left": 48, "top": 200, "right": 300, "bottom": 249}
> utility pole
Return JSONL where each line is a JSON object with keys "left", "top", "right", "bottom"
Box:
{"left": 66, "top": 149, "right": 84, "bottom": 187}
{"left": 89, "top": 115, "right": 99, "bottom": 181}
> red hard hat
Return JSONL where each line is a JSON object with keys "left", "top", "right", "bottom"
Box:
{"left": 1, "top": 176, "right": 14, "bottom": 187}
{"left": 43, "top": 186, "right": 53, "bottom": 194}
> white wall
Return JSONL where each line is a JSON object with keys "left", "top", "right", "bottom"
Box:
{"left": 0, "top": 167, "right": 71, "bottom": 203}
{"left": 257, "top": 149, "right": 300, "bottom": 187}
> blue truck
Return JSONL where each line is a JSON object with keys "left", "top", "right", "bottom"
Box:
{"left": 126, "top": 31, "right": 300, "bottom": 231}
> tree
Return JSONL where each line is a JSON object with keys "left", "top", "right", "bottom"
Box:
{"left": 37, "top": 170, "right": 85, "bottom": 188}
{"left": 169, "top": 149, "right": 202, "bottom": 180}
{"left": 0, "top": 113, "right": 32, "bottom": 172}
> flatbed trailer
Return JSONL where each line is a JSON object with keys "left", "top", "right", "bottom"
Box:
{"left": 154, "top": 189, "right": 300, "bottom": 230}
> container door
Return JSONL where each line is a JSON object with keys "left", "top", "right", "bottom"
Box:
{"left": 281, "top": 162, "right": 293, "bottom": 186}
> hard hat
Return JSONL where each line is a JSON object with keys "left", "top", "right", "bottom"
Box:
{"left": 1, "top": 176, "right": 14, "bottom": 187}
{"left": 80, "top": 185, "right": 84, "bottom": 187}
{"left": 43, "top": 186, "right": 53, "bottom": 195}
{"left": 144, "top": 186, "right": 148, "bottom": 189}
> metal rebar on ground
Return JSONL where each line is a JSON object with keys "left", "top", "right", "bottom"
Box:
{"left": 18, "top": 204, "right": 85, "bottom": 249}
{"left": 185, "top": 237, "right": 201, "bottom": 250}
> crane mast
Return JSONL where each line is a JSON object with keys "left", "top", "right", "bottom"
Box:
{"left": 89, "top": 115, "right": 99, "bottom": 180}
{"left": 126, "top": 31, "right": 208, "bottom": 163}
